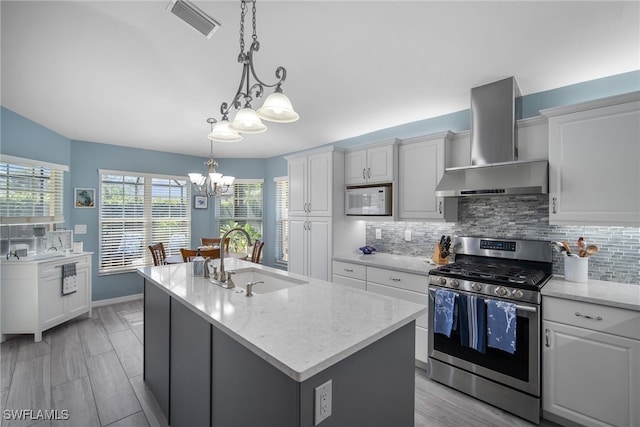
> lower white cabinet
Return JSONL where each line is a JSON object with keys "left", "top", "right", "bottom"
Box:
{"left": 542, "top": 297, "right": 640, "bottom": 427}
{"left": 2, "top": 253, "right": 92, "bottom": 342}
{"left": 332, "top": 261, "right": 429, "bottom": 364}
{"left": 288, "top": 217, "right": 331, "bottom": 281}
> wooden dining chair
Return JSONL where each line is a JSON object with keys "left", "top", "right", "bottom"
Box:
{"left": 180, "top": 248, "right": 220, "bottom": 262}
{"left": 200, "top": 237, "right": 230, "bottom": 254}
{"left": 250, "top": 240, "right": 265, "bottom": 264}
{"left": 148, "top": 242, "right": 168, "bottom": 266}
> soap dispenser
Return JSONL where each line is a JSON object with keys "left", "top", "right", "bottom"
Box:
{"left": 191, "top": 249, "right": 205, "bottom": 276}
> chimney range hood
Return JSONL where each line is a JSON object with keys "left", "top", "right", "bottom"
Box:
{"left": 435, "top": 77, "right": 549, "bottom": 197}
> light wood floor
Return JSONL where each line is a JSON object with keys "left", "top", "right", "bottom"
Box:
{"left": 1, "top": 300, "right": 555, "bottom": 427}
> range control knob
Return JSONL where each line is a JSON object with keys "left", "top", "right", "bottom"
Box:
{"left": 495, "top": 287, "right": 509, "bottom": 297}
{"left": 512, "top": 289, "right": 524, "bottom": 299}
{"left": 471, "top": 282, "right": 482, "bottom": 292}
{"left": 437, "top": 277, "right": 447, "bottom": 285}
{"left": 450, "top": 279, "right": 460, "bottom": 288}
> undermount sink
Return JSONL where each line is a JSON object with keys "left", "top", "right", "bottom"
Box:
{"left": 230, "top": 268, "right": 308, "bottom": 295}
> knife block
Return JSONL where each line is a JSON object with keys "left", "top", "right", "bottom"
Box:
{"left": 432, "top": 244, "right": 449, "bottom": 265}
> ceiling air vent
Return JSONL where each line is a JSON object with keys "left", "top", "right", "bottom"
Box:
{"left": 168, "top": 0, "right": 221, "bottom": 39}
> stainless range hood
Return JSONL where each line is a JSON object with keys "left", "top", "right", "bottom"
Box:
{"left": 435, "top": 77, "right": 549, "bottom": 197}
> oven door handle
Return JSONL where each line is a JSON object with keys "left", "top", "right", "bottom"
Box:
{"left": 428, "top": 287, "right": 538, "bottom": 313}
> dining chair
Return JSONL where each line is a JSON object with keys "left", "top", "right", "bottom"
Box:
{"left": 148, "top": 242, "right": 167, "bottom": 266}
{"left": 250, "top": 240, "right": 265, "bottom": 264}
{"left": 180, "top": 248, "right": 221, "bottom": 262}
{"left": 200, "top": 237, "right": 231, "bottom": 254}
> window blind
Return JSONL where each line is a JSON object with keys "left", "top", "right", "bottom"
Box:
{"left": 0, "top": 156, "right": 67, "bottom": 225}
{"left": 99, "top": 170, "right": 191, "bottom": 274}
{"left": 275, "top": 177, "right": 288, "bottom": 263}
{"left": 217, "top": 179, "right": 263, "bottom": 251}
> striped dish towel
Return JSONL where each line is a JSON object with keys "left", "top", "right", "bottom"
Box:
{"left": 458, "top": 293, "right": 486, "bottom": 353}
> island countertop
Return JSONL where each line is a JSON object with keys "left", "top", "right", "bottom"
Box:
{"left": 137, "top": 258, "right": 426, "bottom": 382}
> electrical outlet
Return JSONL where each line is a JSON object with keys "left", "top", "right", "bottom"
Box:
{"left": 375, "top": 228, "right": 382, "bottom": 240}
{"left": 404, "top": 229, "right": 411, "bottom": 241}
{"left": 314, "top": 379, "right": 332, "bottom": 425}
{"left": 74, "top": 224, "right": 87, "bottom": 235}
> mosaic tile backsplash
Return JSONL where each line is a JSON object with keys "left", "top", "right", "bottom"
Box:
{"left": 365, "top": 195, "right": 640, "bottom": 284}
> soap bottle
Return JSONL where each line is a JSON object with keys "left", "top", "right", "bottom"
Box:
{"left": 191, "top": 249, "right": 205, "bottom": 276}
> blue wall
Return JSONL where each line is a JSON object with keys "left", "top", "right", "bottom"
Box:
{"left": 2, "top": 70, "right": 639, "bottom": 301}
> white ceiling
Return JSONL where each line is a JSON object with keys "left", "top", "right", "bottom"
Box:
{"left": 2, "top": 1, "right": 639, "bottom": 159}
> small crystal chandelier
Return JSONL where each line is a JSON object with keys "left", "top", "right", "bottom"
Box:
{"left": 207, "top": 0, "right": 299, "bottom": 143}
{"left": 189, "top": 118, "right": 235, "bottom": 198}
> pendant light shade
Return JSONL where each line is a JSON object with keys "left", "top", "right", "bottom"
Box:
{"left": 208, "top": 118, "right": 243, "bottom": 142}
{"left": 229, "top": 107, "right": 267, "bottom": 134}
{"left": 257, "top": 90, "right": 299, "bottom": 123}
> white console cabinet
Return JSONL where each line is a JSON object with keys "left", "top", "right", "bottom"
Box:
{"left": 2, "top": 253, "right": 92, "bottom": 342}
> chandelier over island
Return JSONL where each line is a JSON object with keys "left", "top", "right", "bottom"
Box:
{"left": 207, "top": 0, "right": 299, "bottom": 143}
{"left": 189, "top": 118, "right": 235, "bottom": 198}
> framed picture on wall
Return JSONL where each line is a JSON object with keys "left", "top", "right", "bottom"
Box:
{"left": 194, "top": 195, "right": 208, "bottom": 209}
{"left": 75, "top": 188, "right": 95, "bottom": 208}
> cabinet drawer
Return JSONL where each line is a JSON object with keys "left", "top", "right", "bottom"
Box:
{"left": 543, "top": 297, "right": 640, "bottom": 340}
{"left": 367, "top": 266, "right": 426, "bottom": 294}
{"left": 367, "top": 282, "right": 428, "bottom": 329}
{"left": 332, "top": 261, "right": 366, "bottom": 281}
{"left": 40, "top": 255, "right": 90, "bottom": 277}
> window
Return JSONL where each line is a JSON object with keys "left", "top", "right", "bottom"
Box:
{"left": 217, "top": 179, "right": 263, "bottom": 252}
{"left": 99, "top": 169, "right": 190, "bottom": 274}
{"left": 0, "top": 155, "right": 67, "bottom": 225}
{"left": 274, "top": 177, "right": 288, "bottom": 264}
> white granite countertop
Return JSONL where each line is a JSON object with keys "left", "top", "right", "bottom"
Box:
{"left": 542, "top": 277, "right": 640, "bottom": 312}
{"left": 137, "top": 258, "right": 426, "bottom": 382}
{"left": 333, "top": 251, "right": 438, "bottom": 275}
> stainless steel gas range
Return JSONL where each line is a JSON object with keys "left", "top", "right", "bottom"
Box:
{"left": 427, "top": 236, "right": 553, "bottom": 424}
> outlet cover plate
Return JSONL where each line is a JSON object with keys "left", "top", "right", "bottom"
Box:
{"left": 314, "top": 379, "right": 332, "bottom": 425}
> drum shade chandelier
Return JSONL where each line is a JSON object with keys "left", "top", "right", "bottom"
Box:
{"left": 189, "top": 118, "right": 235, "bottom": 198}
{"left": 207, "top": 0, "right": 299, "bottom": 143}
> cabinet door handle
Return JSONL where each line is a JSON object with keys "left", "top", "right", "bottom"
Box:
{"left": 552, "top": 197, "right": 557, "bottom": 214}
{"left": 344, "top": 268, "right": 354, "bottom": 272}
{"left": 575, "top": 312, "right": 603, "bottom": 321}
{"left": 367, "top": 168, "right": 371, "bottom": 178}
{"left": 438, "top": 201, "right": 442, "bottom": 214}
{"left": 545, "top": 329, "right": 550, "bottom": 347}
{"left": 362, "top": 168, "right": 366, "bottom": 179}
{"left": 390, "top": 277, "right": 401, "bottom": 282}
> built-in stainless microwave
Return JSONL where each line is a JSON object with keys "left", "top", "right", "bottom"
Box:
{"left": 345, "top": 184, "right": 392, "bottom": 216}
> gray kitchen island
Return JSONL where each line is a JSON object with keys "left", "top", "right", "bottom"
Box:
{"left": 137, "top": 258, "right": 426, "bottom": 427}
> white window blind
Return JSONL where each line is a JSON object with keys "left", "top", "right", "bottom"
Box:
{"left": 0, "top": 156, "right": 67, "bottom": 225}
{"left": 275, "top": 177, "right": 288, "bottom": 264}
{"left": 217, "top": 179, "right": 263, "bottom": 252}
{"left": 99, "top": 170, "right": 191, "bottom": 274}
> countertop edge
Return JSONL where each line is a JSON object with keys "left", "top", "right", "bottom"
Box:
{"left": 541, "top": 276, "right": 640, "bottom": 312}
{"left": 333, "top": 252, "right": 436, "bottom": 276}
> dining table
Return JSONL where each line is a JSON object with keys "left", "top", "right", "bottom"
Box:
{"left": 165, "top": 246, "right": 248, "bottom": 264}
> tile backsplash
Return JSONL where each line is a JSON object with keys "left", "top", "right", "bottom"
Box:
{"left": 366, "top": 195, "right": 640, "bottom": 284}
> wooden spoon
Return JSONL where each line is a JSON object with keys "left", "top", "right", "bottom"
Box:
{"left": 561, "top": 241, "right": 572, "bottom": 255}
{"left": 583, "top": 245, "right": 599, "bottom": 257}
{"left": 578, "top": 237, "right": 586, "bottom": 257}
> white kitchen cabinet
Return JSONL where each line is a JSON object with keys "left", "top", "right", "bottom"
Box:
{"left": 543, "top": 92, "right": 640, "bottom": 226}
{"left": 398, "top": 132, "right": 457, "bottom": 221}
{"left": 286, "top": 147, "right": 344, "bottom": 281}
{"left": 332, "top": 260, "right": 366, "bottom": 290}
{"left": 287, "top": 149, "right": 333, "bottom": 217}
{"left": 288, "top": 217, "right": 331, "bottom": 281}
{"left": 345, "top": 140, "right": 397, "bottom": 185}
{"left": 365, "top": 266, "right": 428, "bottom": 364}
{"left": 1, "top": 253, "right": 93, "bottom": 342}
{"left": 542, "top": 296, "right": 640, "bottom": 427}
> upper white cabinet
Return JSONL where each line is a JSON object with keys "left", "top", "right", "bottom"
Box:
{"left": 345, "top": 140, "right": 397, "bottom": 185}
{"left": 288, "top": 149, "right": 334, "bottom": 217}
{"left": 398, "top": 132, "right": 457, "bottom": 221}
{"left": 543, "top": 92, "right": 640, "bottom": 226}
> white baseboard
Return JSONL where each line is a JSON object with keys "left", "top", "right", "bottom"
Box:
{"left": 92, "top": 293, "right": 143, "bottom": 308}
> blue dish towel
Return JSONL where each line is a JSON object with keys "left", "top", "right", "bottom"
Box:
{"left": 487, "top": 299, "right": 517, "bottom": 354}
{"left": 458, "top": 293, "right": 486, "bottom": 353}
{"left": 434, "top": 289, "right": 456, "bottom": 337}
